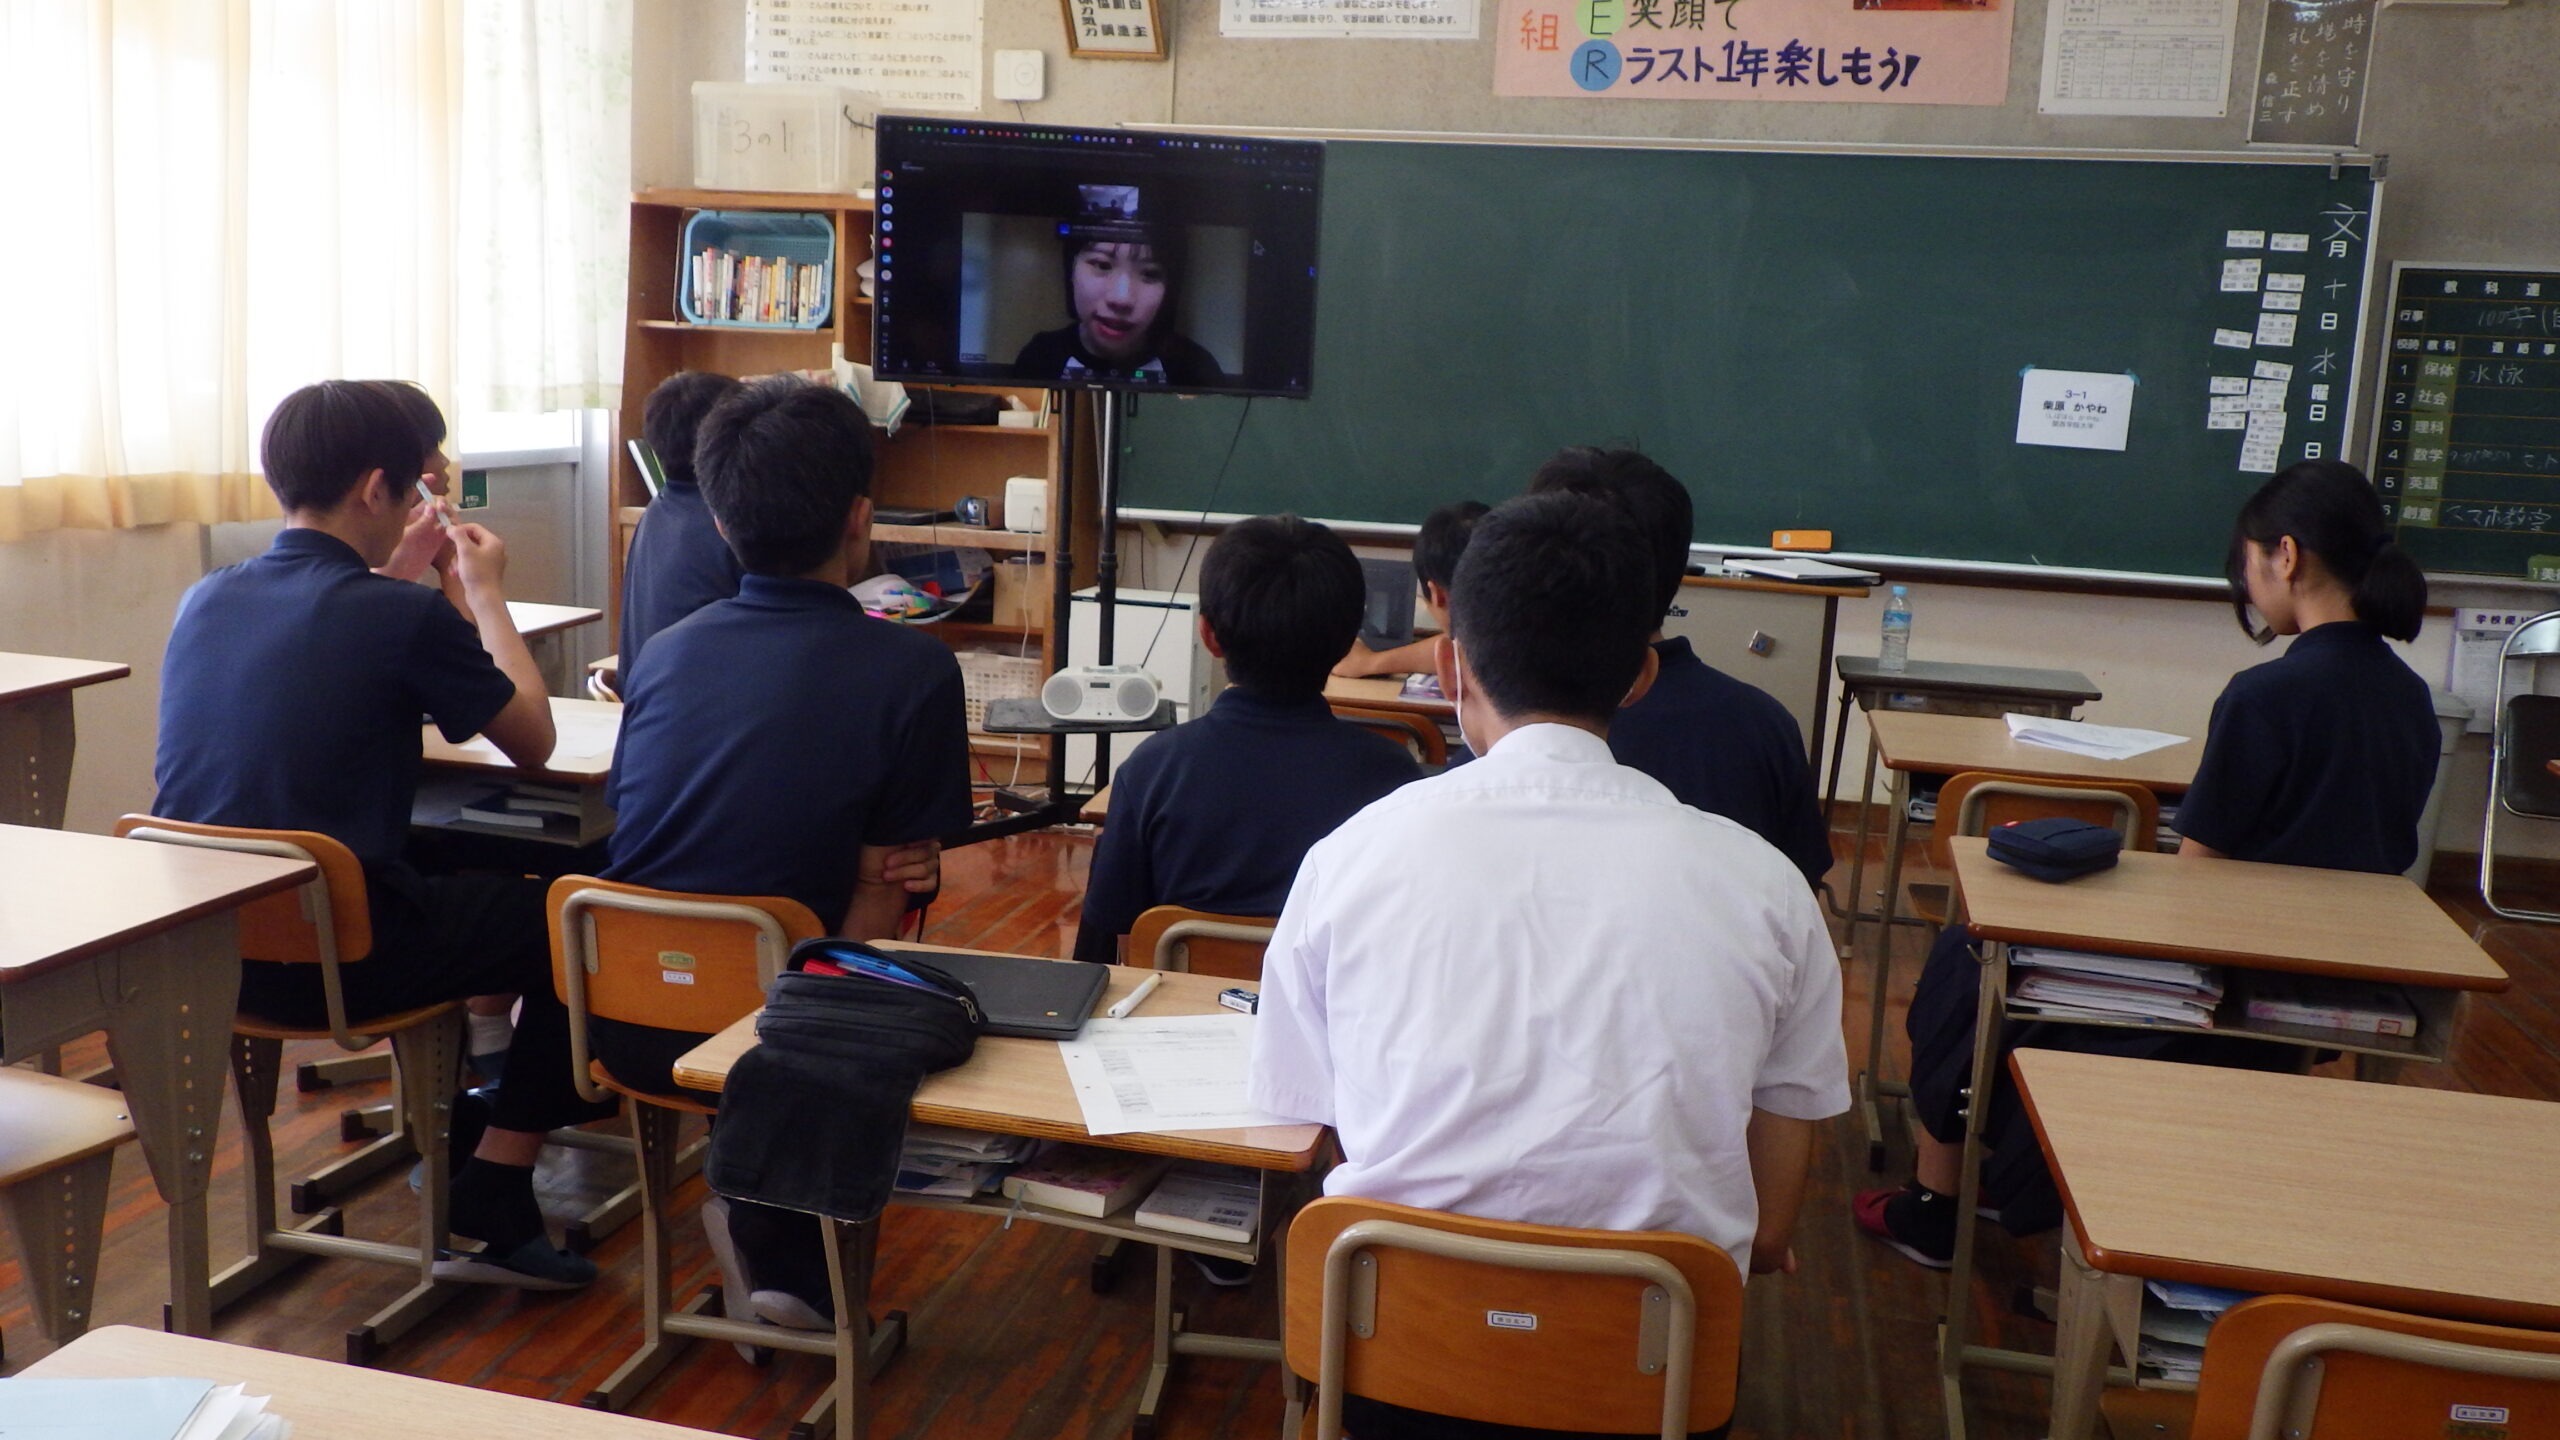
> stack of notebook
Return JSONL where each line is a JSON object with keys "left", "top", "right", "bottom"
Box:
{"left": 2007, "top": 946, "right": 2224, "bottom": 1030}
{"left": 893, "top": 1123, "right": 1037, "bottom": 1198}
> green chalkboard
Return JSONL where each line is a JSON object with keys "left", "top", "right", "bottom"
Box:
{"left": 2374, "top": 265, "right": 2560, "bottom": 580}
{"left": 1120, "top": 139, "right": 2380, "bottom": 581}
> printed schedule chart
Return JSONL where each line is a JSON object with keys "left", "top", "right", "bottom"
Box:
{"left": 2374, "top": 267, "right": 2560, "bottom": 580}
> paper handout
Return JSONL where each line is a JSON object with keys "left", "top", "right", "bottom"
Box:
{"left": 1058, "top": 1014, "right": 1290, "bottom": 1136}
{"left": 2004, "top": 712, "right": 2188, "bottom": 761}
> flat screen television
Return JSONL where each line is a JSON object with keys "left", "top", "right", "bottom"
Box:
{"left": 870, "top": 117, "right": 1324, "bottom": 399}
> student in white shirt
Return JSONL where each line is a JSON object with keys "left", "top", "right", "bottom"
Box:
{"left": 1249, "top": 492, "right": 1849, "bottom": 1440}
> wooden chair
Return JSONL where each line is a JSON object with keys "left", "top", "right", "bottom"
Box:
{"left": 1905, "top": 771, "right": 2163, "bottom": 931}
{"left": 111, "top": 815, "right": 469, "bottom": 1364}
{"left": 1330, "top": 703, "right": 1449, "bottom": 767}
{"left": 1283, "top": 1196, "right": 1746, "bottom": 1440}
{"left": 2099, "top": 1294, "right": 2560, "bottom": 1440}
{"left": 548, "top": 877, "right": 897, "bottom": 1440}
{"left": 1128, "top": 905, "right": 1276, "bottom": 982}
{"left": 0, "top": 1067, "right": 136, "bottom": 1362}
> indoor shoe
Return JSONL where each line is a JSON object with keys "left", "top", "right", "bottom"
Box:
{"left": 1852, "top": 1181, "right": 1957, "bottom": 1270}
{"left": 701, "top": 1195, "right": 767, "bottom": 1361}
{"left": 1189, "top": 1254, "right": 1255, "bottom": 1288}
{"left": 432, "top": 1236, "right": 598, "bottom": 1290}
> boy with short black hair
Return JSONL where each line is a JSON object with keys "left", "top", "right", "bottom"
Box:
{"left": 1075, "top": 513, "right": 1420, "bottom": 966}
{"left": 156, "top": 378, "right": 607, "bottom": 1289}
{"left": 618, "top": 370, "right": 746, "bottom": 680}
{"left": 1528, "top": 447, "right": 1833, "bottom": 888}
{"left": 1249, "top": 492, "right": 1847, "bottom": 1439}
{"left": 1331, "top": 498, "right": 1489, "bottom": 679}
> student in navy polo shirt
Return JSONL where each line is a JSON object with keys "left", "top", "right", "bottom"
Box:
{"left": 1075, "top": 514, "right": 1422, "bottom": 969}
{"left": 155, "top": 379, "right": 607, "bottom": 1289}
{"left": 1858, "top": 459, "right": 2438, "bottom": 1269}
{"left": 596, "top": 375, "right": 970, "bottom": 1326}
{"left": 1527, "top": 448, "right": 1832, "bottom": 889}
{"left": 617, "top": 370, "right": 744, "bottom": 682}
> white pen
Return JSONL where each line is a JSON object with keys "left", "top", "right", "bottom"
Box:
{"left": 416, "top": 477, "right": 454, "bottom": 530}
{"left": 1104, "top": 971, "right": 1163, "bottom": 1020}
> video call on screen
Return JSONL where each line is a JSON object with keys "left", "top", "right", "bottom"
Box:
{"left": 871, "top": 118, "right": 1325, "bottom": 400}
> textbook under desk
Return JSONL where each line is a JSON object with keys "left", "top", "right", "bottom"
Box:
{"left": 2015, "top": 1049, "right": 2560, "bottom": 1440}
{"left": 1935, "top": 839, "right": 2510, "bottom": 1440}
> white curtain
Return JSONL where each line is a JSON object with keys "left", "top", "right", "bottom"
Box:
{"left": 0, "top": 0, "right": 629, "bottom": 542}
{"left": 459, "top": 0, "right": 631, "bottom": 417}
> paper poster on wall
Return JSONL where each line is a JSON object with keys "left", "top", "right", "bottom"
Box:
{"left": 747, "top": 0, "right": 984, "bottom": 112}
{"left": 2037, "top": 0, "right": 2237, "bottom": 117}
{"left": 2248, "top": 0, "right": 2374, "bottom": 147}
{"left": 2017, "top": 368, "right": 2136, "bottom": 451}
{"left": 1494, "top": 0, "right": 2012, "bottom": 104}
{"left": 1225, "top": 0, "right": 1480, "bottom": 37}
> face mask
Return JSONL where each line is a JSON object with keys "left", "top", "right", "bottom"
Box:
{"left": 1450, "top": 651, "right": 1484, "bottom": 759}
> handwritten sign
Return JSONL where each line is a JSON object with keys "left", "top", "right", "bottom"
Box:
{"left": 1494, "top": 0, "right": 2013, "bottom": 104}
{"left": 2248, "top": 0, "right": 2374, "bottom": 147}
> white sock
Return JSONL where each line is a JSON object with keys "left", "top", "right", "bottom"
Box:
{"left": 468, "top": 1010, "right": 515, "bottom": 1059}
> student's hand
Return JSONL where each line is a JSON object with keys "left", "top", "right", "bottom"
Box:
{"left": 1751, "top": 1246, "right": 1799, "bottom": 1277}
{"left": 1332, "top": 639, "right": 1387, "bottom": 678}
{"left": 870, "top": 840, "right": 942, "bottom": 894}
{"left": 377, "top": 497, "right": 454, "bottom": 583}
{"left": 447, "top": 521, "right": 509, "bottom": 597}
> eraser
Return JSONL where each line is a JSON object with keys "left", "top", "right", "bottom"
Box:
{"left": 1771, "top": 530, "right": 1832, "bottom": 551}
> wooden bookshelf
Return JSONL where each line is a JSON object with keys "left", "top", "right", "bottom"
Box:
{"left": 615, "top": 187, "right": 1098, "bottom": 781}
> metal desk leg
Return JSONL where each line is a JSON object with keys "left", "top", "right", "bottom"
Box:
{"left": 1837, "top": 724, "right": 1882, "bottom": 938}
{"left": 0, "top": 690, "right": 75, "bottom": 829}
{"left": 1939, "top": 937, "right": 2007, "bottom": 1440}
{"left": 2049, "top": 1221, "right": 2118, "bottom": 1440}
{"left": 1857, "top": 767, "right": 1915, "bottom": 1170}
{"left": 1823, "top": 685, "right": 1868, "bottom": 921}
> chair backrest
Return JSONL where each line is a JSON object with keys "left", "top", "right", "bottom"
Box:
{"left": 2189, "top": 1295, "right": 2560, "bottom": 1440}
{"left": 547, "top": 876, "right": 824, "bottom": 1102}
{"left": 1330, "top": 703, "right": 1449, "bottom": 767}
{"left": 2500, "top": 611, "right": 2560, "bottom": 662}
{"left": 113, "top": 814, "right": 371, "bottom": 967}
{"left": 2496, "top": 694, "right": 2560, "bottom": 819}
{"left": 1126, "top": 905, "right": 1275, "bottom": 981}
{"left": 1924, "top": 771, "right": 2162, "bottom": 871}
{"left": 1284, "top": 1196, "right": 1745, "bottom": 1440}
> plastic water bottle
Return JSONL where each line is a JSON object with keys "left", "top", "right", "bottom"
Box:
{"left": 1879, "top": 585, "right": 1912, "bottom": 674}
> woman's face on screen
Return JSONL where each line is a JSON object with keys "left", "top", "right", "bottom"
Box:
{"left": 1072, "top": 242, "right": 1167, "bottom": 361}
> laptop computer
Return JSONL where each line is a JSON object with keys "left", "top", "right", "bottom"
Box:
{"left": 875, "top": 945, "right": 1111, "bottom": 1041}
{"left": 1358, "top": 557, "right": 1417, "bottom": 650}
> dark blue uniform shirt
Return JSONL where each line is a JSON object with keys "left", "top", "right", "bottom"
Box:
{"left": 1608, "top": 636, "right": 1833, "bottom": 887}
{"left": 604, "top": 575, "right": 973, "bottom": 931}
{"left": 155, "top": 528, "right": 516, "bottom": 881}
{"left": 2174, "top": 620, "right": 2439, "bottom": 874}
{"left": 617, "top": 481, "right": 743, "bottom": 684}
{"left": 1074, "top": 687, "right": 1421, "bottom": 964}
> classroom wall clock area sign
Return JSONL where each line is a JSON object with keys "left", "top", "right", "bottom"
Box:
{"left": 1494, "top": 0, "right": 2013, "bottom": 103}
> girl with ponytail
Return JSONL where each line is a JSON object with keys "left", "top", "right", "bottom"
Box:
{"left": 2178, "top": 458, "right": 2439, "bottom": 871}
{"left": 1857, "top": 459, "right": 2441, "bottom": 1272}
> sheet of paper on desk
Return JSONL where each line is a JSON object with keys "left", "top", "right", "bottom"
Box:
{"left": 1058, "top": 1014, "right": 1288, "bottom": 1136}
{"left": 2003, "top": 712, "right": 2187, "bottom": 761}
{"left": 551, "top": 706, "right": 623, "bottom": 762}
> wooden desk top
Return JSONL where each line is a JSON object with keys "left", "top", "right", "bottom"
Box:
{"left": 420, "top": 696, "right": 620, "bottom": 785}
{"left": 0, "top": 825, "right": 312, "bottom": 981}
{"left": 23, "top": 1327, "right": 711, "bottom": 1439}
{"left": 1948, "top": 838, "right": 2508, "bottom": 991}
{"left": 1079, "top": 783, "right": 1111, "bottom": 824}
{"left": 2015, "top": 1050, "right": 2560, "bottom": 1330}
{"left": 1686, "top": 572, "right": 1867, "bottom": 600}
{"left": 1838, "top": 656, "right": 2101, "bottom": 703}
{"left": 505, "top": 601, "right": 603, "bottom": 639}
{"left": 1869, "top": 709, "right": 2202, "bottom": 793}
{"left": 1324, "top": 674, "right": 1453, "bottom": 716}
{"left": 0, "top": 651, "right": 130, "bottom": 703}
{"left": 675, "top": 955, "right": 1326, "bottom": 1173}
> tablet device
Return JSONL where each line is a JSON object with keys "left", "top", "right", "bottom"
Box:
{"left": 874, "top": 946, "right": 1111, "bottom": 1040}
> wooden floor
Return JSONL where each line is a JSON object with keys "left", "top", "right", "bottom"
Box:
{"left": 7, "top": 820, "right": 2559, "bottom": 1440}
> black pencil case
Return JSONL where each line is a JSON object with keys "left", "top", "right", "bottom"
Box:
{"left": 1985, "top": 817, "right": 2122, "bottom": 882}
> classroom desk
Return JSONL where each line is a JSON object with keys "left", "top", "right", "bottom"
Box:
{"left": 23, "top": 1326, "right": 713, "bottom": 1439}
{"left": 505, "top": 600, "right": 603, "bottom": 697}
{"left": 1826, "top": 656, "right": 2101, "bottom": 927}
{"left": 417, "top": 695, "right": 619, "bottom": 847}
{"left": 0, "top": 825, "right": 314, "bottom": 1337}
{"left": 2014, "top": 1050, "right": 2560, "bottom": 1440}
{"left": 1080, "top": 782, "right": 1111, "bottom": 824}
{"left": 1848, "top": 709, "right": 2203, "bottom": 1167}
{"left": 0, "top": 652, "right": 129, "bottom": 828}
{"left": 1664, "top": 572, "right": 1866, "bottom": 761}
{"left": 1935, "top": 838, "right": 2511, "bottom": 1440}
{"left": 676, "top": 957, "right": 1328, "bottom": 1439}
{"left": 1322, "top": 673, "right": 1453, "bottom": 717}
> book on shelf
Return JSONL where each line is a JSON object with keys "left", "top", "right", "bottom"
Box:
{"left": 2007, "top": 946, "right": 2224, "bottom": 1029}
{"left": 1134, "top": 1165, "right": 1262, "bottom": 1245}
{"left": 2240, "top": 972, "right": 2420, "bottom": 1037}
{"left": 456, "top": 786, "right": 548, "bottom": 831}
{"left": 893, "top": 1123, "right": 1036, "bottom": 1198}
{"left": 691, "top": 246, "right": 829, "bottom": 326}
{"left": 999, "top": 1143, "right": 1172, "bottom": 1218}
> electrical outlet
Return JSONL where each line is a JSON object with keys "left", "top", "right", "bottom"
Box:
{"left": 993, "top": 49, "right": 1045, "bottom": 102}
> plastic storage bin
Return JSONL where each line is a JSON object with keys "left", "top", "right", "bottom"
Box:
{"left": 691, "top": 82, "right": 874, "bottom": 195}
{"left": 678, "top": 210, "right": 835, "bottom": 330}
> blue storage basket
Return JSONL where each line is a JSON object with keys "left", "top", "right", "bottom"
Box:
{"left": 679, "top": 209, "right": 835, "bottom": 330}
